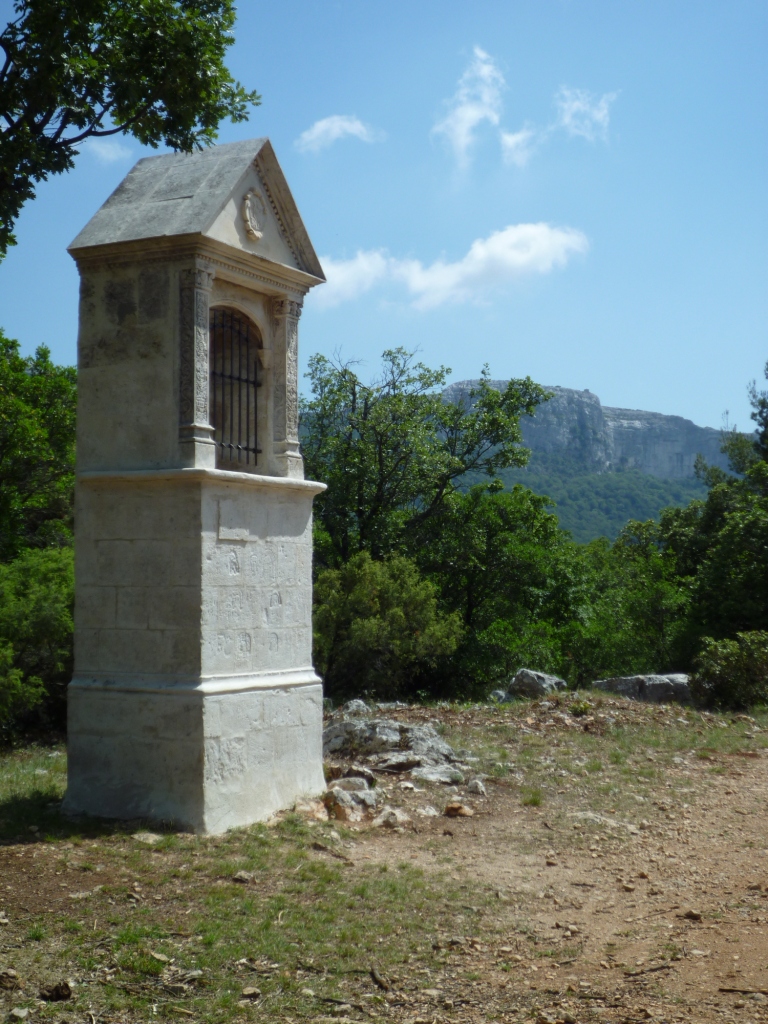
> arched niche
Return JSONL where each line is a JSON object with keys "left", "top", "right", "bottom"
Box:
{"left": 209, "top": 306, "right": 265, "bottom": 471}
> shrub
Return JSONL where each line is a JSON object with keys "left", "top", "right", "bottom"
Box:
{"left": 690, "top": 631, "right": 768, "bottom": 709}
{"left": 313, "top": 551, "right": 463, "bottom": 701}
{"left": 0, "top": 546, "right": 74, "bottom": 740}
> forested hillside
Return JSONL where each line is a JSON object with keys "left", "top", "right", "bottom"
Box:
{"left": 498, "top": 453, "right": 708, "bottom": 542}
{"left": 448, "top": 380, "right": 726, "bottom": 541}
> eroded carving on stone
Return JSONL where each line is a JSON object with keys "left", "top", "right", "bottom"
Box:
{"left": 179, "top": 264, "right": 214, "bottom": 440}
{"left": 285, "top": 317, "right": 299, "bottom": 441}
{"left": 241, "top": 188, "right": 267, "bottom": 241}
{"left": 271, "top": 298, "right": 302, "bottom": 445}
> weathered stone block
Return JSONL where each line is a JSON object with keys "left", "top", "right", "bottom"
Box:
{"left": 66, "top": 140, "right": 326, "bottom": 833}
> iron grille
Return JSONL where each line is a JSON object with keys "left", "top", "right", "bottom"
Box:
{"left": 209, "top": 308, "right": 262, "bottom": 467}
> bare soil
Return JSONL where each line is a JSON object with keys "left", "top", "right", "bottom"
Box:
{"left": 2, "top": 697, "right": 768, "bottom": 1023}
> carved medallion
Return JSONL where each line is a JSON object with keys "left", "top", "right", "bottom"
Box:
{"left": 241, "top": 188, "right": 267, "bottom": 241}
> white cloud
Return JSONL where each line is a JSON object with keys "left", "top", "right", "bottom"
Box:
{"left": 84, "top": 138, "right": 133, "bottom": 163}
{"left": 315, "top": 223, "right": 588, "bottom": 311}
{"left": 295, "top": 115, "right": 383, "bottom": 154}
{"left": 554, "top": 86, "right": 618, "bottom": 142}
{"left": 500, "top": 125, "right": 537, "bottom": 167}
{"left": 315, "top": 250, "right": 390, "bottom": 307}
{"left": 432, "top": 46, "right": 505, "bottom": 167}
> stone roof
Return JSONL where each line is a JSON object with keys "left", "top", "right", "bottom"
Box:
{"left": 68, "top": 138, "right": 324, "bottom": 281}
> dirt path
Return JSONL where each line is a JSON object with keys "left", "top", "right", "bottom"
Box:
{"left": 1, "top": 698, "right": 767, "bottom": 1023}
{"left": 325, "top": 703, "right": 768, "bottom": 1022}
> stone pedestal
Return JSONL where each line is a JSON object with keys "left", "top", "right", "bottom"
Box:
{"left": 64, "top": 140, "right": 327, "bottom": 832}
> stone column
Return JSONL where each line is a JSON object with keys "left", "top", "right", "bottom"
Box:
{"left": 179, "top": 262, "right": 216, "bottom": 467}
{"left": 271, "top": 297, "right": 303, "bottom": 478}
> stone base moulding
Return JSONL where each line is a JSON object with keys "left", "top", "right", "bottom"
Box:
{"left": 68, "top": 468, "right": 327, "bottom": 834}
{"left": 64, "top": 676, "right": 325, "bottom": 834}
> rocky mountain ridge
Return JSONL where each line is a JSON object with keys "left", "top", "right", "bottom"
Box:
{"left": 443, "top": 381, "right": 730, "bottom": 480}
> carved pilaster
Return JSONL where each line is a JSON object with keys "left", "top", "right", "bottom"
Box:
{"left": 271, "top": 297, "right": 303, "bottom": 478}
{"left": 179, "top": 262, "right": 216, "bottom": 466}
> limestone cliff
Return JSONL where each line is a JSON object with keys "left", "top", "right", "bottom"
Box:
{"left": 442, "top": 381, "right": 729, "bottom": 480}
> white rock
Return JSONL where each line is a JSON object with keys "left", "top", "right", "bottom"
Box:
{"left": 467, "top": 779, "right": 487, "bottom": 797}
{"left": 507, "top": 668, "right": 567, "bottom": 698}
{"left": 132, "top": 831, "right": 163, "bottom": 845}
{"left": 372, "top": 806, "right": 411, "bottom": 828}
{"left": 592, "top": 674, "right": 691, "bottom": 704}
{"left": 324, "top": 788, "right": 363, "bottom": 822}
{"left": 332, "top": 777, "right": 369, "bottom": 793}
{"left": 411, "top": 765, "right": 465, "bottom": 785}
{"left": 340, "top": 699, "right": 370, "bottom": 716}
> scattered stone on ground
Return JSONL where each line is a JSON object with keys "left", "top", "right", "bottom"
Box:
{"left": 443, "top": 801, "right": 474, "bottom": 817}
{"left": 505, "top": 667, "right": 567, "bottom": 698}
{"left": 3, "top": 693, "right": 767, "bottom": 1024}
{"left": 323, "top": 779, "right": 379, "bottom": 822}
{"left": 323, "top": 718, "right": 467, "bottom": 789}
{"left": 131, "top": 831, "right": 163, "bottom": 845}
{"left": 371, "top": 806, "right": 411, "bottom": 828}
{"left": 592, "top": 672, "right": 691, "bottom": 703}
{"left": 339, "top": 699, "right": 370, "bottom": 716}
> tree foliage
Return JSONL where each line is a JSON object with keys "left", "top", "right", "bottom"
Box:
{"left": 658, "top": 362, "right": 768, "bottom": 653}
{"left": 301, "top": 348, "right": 548, "bottom": 568}
{"left": 313, "top": 552, "right": 462, "bottom": 702}
{"left": 0, "top": 0, "right": 259, "bottom": 256}
{"left": 0, "top": 329, "right": 77, "bottom": 561}
{"left": 0, "top": 546, "right": 74, "bottom": 739}
{"left": 690, "top": 631, "right": 768, "bottom": 710}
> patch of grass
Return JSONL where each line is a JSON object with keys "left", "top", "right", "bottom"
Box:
{"left": 521, "top": 788, "right": 543, "bottom": 807}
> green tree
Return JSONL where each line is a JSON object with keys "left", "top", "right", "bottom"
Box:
{"left": 0, "top": 546, "right": 74, "bottom": 739}
{"left": 411, "top": 482, "right": 582, "bottom": 690}
{"left": 0, "top": 0, "right": 259, "bottom": 257}
{"left": 690, "top": 631, "right": 768, "bottom": 710}
{"left": 0, "top": 330, "right": 77, "bottom": 561}
{"left": 659, "top": 363, "right": 768, "bottom": 649}
{"left": 301, "top": 348, "right": 549, "bottom": 568}
{"left": 313, "top": 552, "right": 462, "bottom": 702}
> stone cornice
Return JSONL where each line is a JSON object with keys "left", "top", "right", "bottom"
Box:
{"left": 68, "top": 234, "right": 322, "bottom": 296}
{"left": 69, "top": 668, "right": 323, "bottom": 696}
{"left": 77, "top": 466, "right": 326, "bottom": 495}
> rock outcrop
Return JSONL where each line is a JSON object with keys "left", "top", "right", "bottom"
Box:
{"left": 592, "top": 673, "right": 691, "bottom": 704}
{"left": 442, "top": 381, "right": 730, "bottom": 480}
{"left": 506, "top": 668, "right": 568, "bottom": 699}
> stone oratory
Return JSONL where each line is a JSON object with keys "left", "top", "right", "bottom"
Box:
{"left": 64, "top": 139, "right": 327, "bottom": 833}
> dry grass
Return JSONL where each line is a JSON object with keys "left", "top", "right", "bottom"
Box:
{"left": 2, "top": 694, "right": 768, "bottom": 1022}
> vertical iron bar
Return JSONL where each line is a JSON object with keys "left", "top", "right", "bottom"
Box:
{"left": 237, "top": 316, "right": 243, "bottom": 463}
{"left": 245, "top": 329, "right": 251, "bottom": 465}
{"left": 228, "top": 312, "right": 234, "bottom": 462}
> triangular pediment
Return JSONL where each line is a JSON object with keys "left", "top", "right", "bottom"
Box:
{"left": 68, "top": 139, "right": 325, "bottom": 285}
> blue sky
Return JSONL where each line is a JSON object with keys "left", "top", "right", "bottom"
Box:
{"left": 1, "top": 0, "right": 766, "bottom": 430}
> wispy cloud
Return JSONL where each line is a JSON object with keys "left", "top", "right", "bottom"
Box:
{"left": 432, "top": 46, "right": 505, "bottom": 168}
{"left": 433, "top": 48, "right": 617, "bottom": 171}
{"left": 315, "top": 223, "right": 588, "bottom": 311}
{"left": 554, "top": 86, "right": 618, "bottom": 142}
{"left": 500, "top": 125, "right": 537, "bottom": 167}
{"left": 84, "top": 139, "right": 133, "bottom": 163}
{"left": 295, "top": 115, "right": 384, "bottom": 154}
